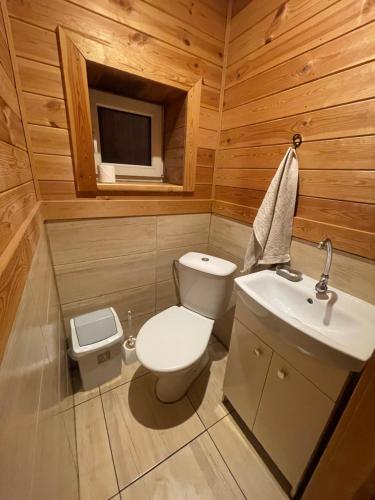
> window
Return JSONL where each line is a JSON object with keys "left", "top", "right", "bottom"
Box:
{"left": 58, "top": 27, "right": 201, "bottom": 193}
{"left": 90, "top": 89, "right": 163, "bottom": 178}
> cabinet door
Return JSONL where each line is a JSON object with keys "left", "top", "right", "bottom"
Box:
{"left": 253, "top": 353, "right": 334, "bottom": 490}
{"left": 223, "top": 320, "right": 272, "bottom": 430}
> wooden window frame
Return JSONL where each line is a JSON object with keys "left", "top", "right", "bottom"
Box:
{"left": 57, "top": 27, "right": 201, "bottom": 194}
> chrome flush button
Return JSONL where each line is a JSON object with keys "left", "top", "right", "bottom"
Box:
{"left": 201, "top": 257, "right": 209, "bottom": 261}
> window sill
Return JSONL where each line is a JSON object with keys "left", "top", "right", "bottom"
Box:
{"left": 97, "top": 182, "right": 184, "bottom": 193}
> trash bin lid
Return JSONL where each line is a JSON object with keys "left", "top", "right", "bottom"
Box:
{"left": 74, "top": 308, "right": 118, "bottom": 346}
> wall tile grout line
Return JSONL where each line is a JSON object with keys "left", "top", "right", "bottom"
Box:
{"left": 53, "top": 248, "right": 158, "bottom": 269}
{"left": 73, "top": 403, "right": 81, "bottom": 498}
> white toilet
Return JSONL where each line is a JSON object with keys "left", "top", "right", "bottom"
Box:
{"left": 136, "top": 252, "right": 237, "bottom": 403}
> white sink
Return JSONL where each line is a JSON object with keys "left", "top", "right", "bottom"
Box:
{"left": 235, "top": 270, "right": 375, "bottom": 372}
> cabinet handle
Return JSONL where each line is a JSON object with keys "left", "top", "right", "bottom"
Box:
{"left": 253, "top": 348, "right": 262, "bottom": 357}
{"left": 277, "top": 369, "right": 287, "bottom": 380}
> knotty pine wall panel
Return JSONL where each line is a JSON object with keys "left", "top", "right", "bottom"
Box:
{"left": 213, "top": 0, "right": 375, "bottom": 260}
{"left": 7, "top": 0, "right": 227, "bottom": 212}
{"left": 0, "top": 0, "right": 40, "bottom": 355}
{"left": 0, "top": 7, "right": 78, "bottom": 497}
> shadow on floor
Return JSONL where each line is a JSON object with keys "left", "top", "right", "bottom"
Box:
{"left": 185, "top": 341, "right": 227, "bottom": 412}
{"left": 127, "top": 367, "right": 199, "bottom": 429}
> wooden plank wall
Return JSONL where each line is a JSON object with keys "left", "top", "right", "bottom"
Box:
{"left": 0, "top": 0, "right": 41, "bottom": 359}
{"left": 214, "top": 0, "right": 375, "bottom": 260}
{"left": 7, "top": 0, "right": 228, "bottom": 215}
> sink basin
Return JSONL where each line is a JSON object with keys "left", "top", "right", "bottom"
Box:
{"left": 235, "top": 270, "right": 375, "bottom": 372}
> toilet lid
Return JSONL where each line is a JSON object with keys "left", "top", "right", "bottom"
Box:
{"left": 136, "top": 306, "right": 214, "bottom": 373}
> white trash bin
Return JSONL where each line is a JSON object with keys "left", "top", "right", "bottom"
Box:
{"left": 70, "top": 307, "right": 124, "bottom": 390}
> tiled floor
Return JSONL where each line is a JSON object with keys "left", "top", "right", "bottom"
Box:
{"left": 73, "top": 339, "right": 288, "bottom": 500}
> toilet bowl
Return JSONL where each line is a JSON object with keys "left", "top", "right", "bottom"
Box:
{"left": 136, "top": 305, "right": 213, "bottom": 402}
{"left": 136, "top": 252, "right": 237, "bottom": 403}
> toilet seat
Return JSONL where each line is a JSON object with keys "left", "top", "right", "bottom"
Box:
{"left": 136, "top": 306, "right": 214, "bottom": 373}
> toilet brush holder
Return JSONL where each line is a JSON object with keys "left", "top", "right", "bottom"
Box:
{"left": 123, "top": 310, "right": 138, "bottom": 365}
{"left": 123, "top": 336, "right": 138, "bottom": 365}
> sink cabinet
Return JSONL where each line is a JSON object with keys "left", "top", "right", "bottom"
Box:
{"left": 253, "top": 353, "right": 333, "bottom": 489}
{"left": 223, "top": 292, "right": 349, "bottom": 494}
{"left": 224, "top": 321, "right": 272, "bottom": 429}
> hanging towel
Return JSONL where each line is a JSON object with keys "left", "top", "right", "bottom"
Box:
{"left": 243, "top": 147, "right": 298, "bottom": 272}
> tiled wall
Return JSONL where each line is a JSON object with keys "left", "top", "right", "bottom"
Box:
{"left": 0, "top": 225, "right": 78, "bottom": 499}
{"left": 46, "top": 212, "right": 375, "bottom": 351}
{"left": 208, "top": 215, "right": 375, "bottom": 306}
{"left": 47, "top": 213, "right": 212, "bottom": 337}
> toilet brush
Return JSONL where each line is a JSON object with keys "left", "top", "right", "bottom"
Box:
{"left": 123, "top": 310, "right": 138, "bottom": 365}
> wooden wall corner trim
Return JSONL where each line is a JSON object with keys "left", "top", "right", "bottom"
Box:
{"left": 57, "top": 26, "right": 97, "bottom": 193}
{"left": 211, "top": 0, "right": 233, "bottom": 200}
{"left": 183, "top": 78, "right": 202, "bottom": 192}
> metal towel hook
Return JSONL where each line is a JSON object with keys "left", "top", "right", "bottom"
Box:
{"left": 292, "top": 133, "right": 302, "bottom": 149}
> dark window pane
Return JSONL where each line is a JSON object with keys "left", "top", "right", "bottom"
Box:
{"left": 98, "top": 106, "right": 151, "bottom": 165}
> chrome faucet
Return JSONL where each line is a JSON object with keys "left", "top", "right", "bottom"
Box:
{"left": 315, "top": 238, "right": 333, "bottom": 294}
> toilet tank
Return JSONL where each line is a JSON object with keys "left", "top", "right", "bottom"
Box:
{"left": 178, "top": 252, "right": 237, "bottom": 319}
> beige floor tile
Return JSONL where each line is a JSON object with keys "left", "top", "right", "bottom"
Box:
{"left": 209, "top": 333, "right": 219, "bottom": 344}
{"left": 101, "top": 373, "right": 205, "bottom": 490}
{"left": 59, "top": 348, "right": 74, "bottom": 411}
{"left": 75, "top": 396, "right": 118, "bottom": 500}
{"left": 61, "top": 407, "right": 78, "bottom": 466}
{"left": 209, "top": 414, "right": 288, "bottom": 500}
{"left": 31, "top": 412, "right": 78, "bottom": 500}
{"left": 72, "top": 369, "right": 100, "bottom": 406}
{"left": 187, "top": 342, "right": 229, "bottom": 428}
{"left": 121, "top": 432, "right": 244, "bottom": 500}
{"left": 99, "top": 357, "right": 148, "bottom": 394}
